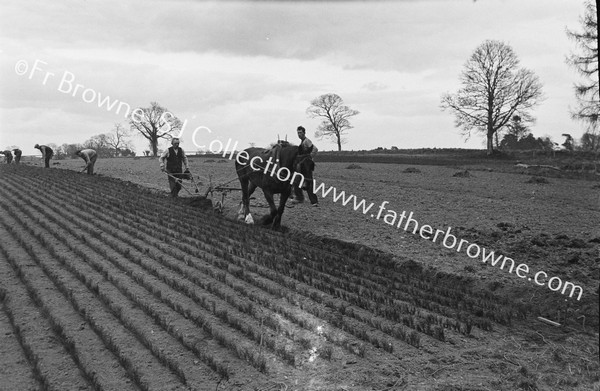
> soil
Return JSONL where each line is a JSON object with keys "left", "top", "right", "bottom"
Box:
{"left": 1, "top": 156, "right": 598, "bottom": 391}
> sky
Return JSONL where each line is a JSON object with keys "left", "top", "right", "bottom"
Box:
{"left": 0, "top": 0, "right": 590, "bottom": 156}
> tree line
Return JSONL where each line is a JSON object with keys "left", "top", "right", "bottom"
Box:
{"left": 50, "top": 123, "right": 135, "bottom": 160}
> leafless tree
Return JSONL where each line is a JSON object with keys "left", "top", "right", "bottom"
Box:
{"left": 105, "top": 123, "right": 132, "bottom": 156}
{"left": 441, "top": 40, "right": 544, "bottom": 155}
{"left": 306, "top": 93, "right": 359, "bottom": 151}
{"left": 129, "top": 102, "right": 182, "bottom": 156}
{"left": 566, "top": 0, "right": 599, "bottom": 130}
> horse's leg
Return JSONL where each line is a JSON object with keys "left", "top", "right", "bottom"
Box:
{"left": 273, "top": 186, "right": 292, "bottom": 228}
{"left": 248, "top": 181, "right": 257, "bottom": 198}
{"left": 239, "top": 177, "right": 251, "bottom": 220}
{"left": 259, "top": 190, "right": 276, "bottom": 226}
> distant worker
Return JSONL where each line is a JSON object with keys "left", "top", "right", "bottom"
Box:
{"left": 291, "top": 126, "right": 318, "bottom": 206}
{"left": 159, "top": 138, "right": 189, "bottom": 198}
{"left": 34, "top": 143, "right": 54, "bottom": 168}
{"left": 76, "top": 149, "right": 98, "bottom": 175}
{"left": 12, "top": 148, "right": 22, "bottom": 164}
{"left": 2, "top": 150, "right": 13, "bottom": 164}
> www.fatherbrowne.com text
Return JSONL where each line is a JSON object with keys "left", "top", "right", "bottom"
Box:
{"left": 308, "top": 180, "right": 583, "bottom": 300}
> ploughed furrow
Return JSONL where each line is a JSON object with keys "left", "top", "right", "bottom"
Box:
{"left": 0, "top": 194, "right": 192, "bottom": 391}
{"left": 0, "top": 227, "right": 96, "bottom": 391}
{"left": 25, "top": 172, "right": 443, "bottom": 349}
{"left": 0, "top": 188, "right": 260, "bottom": 389}
{"left": 16, "top": 174, "right": 419, "bottom": 353}
{"left": 293, "top": 244, "right": 518, "bottom": 326}
{"left": 58, "top": 168, "right": 515, "bottom": 329}
{"left": 3, "top": 166, "right": 527, "bottom": 368}
{"left": 0, "top": 303, "right": 42, "bottom": 391}
{"left": 0, "top": 264, "right": 45, "bottom": 391}
{"left": 7, "top": 183, "right": 279, "bottom": 377}
{"left": 91, "top": 174, "right": 520, "bottom": 324}
{"left": 88, "top": 208, "right": 426, "bottom": 349}
{"left": 5, "top": 171, "right": 346, "bottom": 368}
{"left": 6, "top": 170, "right": 394, "bottom": 356}
{"left": 218, "top": 227, "right": 517, "bottom": 328}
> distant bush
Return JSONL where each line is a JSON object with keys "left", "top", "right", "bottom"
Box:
{"left": 346, "top": 163, "right": 362, "bottom": 169}
{"left": 526, "top": 176, "right": 549, "bottom": 184}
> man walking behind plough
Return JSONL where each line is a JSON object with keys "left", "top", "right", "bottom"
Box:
{"left": 76, "top": 149, "right": 98, "bottom": 175}
{"left": 159, "top": 138, "right": 189, "bottom": 198}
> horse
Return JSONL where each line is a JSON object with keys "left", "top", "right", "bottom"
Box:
{"left": 235, "top": 141, "right": 314, "bottom": 228}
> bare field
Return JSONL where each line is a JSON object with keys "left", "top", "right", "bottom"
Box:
{"left": 1, "top": 157, "right": 598, "bottom": 391}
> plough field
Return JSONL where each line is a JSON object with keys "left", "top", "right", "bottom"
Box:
{"left": 0, "top": 164, "right": 597, "bottom": 391}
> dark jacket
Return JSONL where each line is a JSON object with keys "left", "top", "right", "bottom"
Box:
{"left": 166, "top": 146, "right": 184, "bottom": 173}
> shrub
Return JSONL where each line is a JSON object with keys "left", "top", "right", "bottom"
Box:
{"left": 526, "top": 176, "right": 549, "bottom": 184}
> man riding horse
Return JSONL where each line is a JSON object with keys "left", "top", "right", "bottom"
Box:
{"left": 235, "top": 139, "right": 314, "bottom": 228}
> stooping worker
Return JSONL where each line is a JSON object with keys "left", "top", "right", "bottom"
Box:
{"left": 12, "top": 148, "right": 22, "bottom": 164}
{"left": 34, "top": 143, "right": 54, "bottom": 168}
{"left": 291, "top": 125, "right": 319, "bottom": 206}
{"left": 76, "top": 149, "right": 98, "bottom": 175}
{"left": 159, "top": 137, "right": 189, "bottom": 198}
{"left": 2, "top": 150, "right": 13, "bottom": 164}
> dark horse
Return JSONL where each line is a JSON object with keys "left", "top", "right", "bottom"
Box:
{"left": 235, "top": 141, "right": 314, "bottom": 228}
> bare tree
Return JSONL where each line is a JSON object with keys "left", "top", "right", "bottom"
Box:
{"left": 306, "top": 93, "right": 359, "bottom": 151}
{"left": 566, "top": 1, "right": 599, "bottom": 130}
{"left": 129, "top": 102, "right": 182, "bottom": 156}
{"left": 105, "top": 123, "right": 132, "bottom": 156}
{"left": 441, "top": 40, "right": 544, "bottom": 155}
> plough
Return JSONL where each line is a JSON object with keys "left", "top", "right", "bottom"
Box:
{"left": 164, "top": 170, "right": 241, "bottom": 214}
{"left": 203, "top": 174, "right": 243, "bottom": 214}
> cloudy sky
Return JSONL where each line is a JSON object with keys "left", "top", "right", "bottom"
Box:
{"left": 0, "top": 0, "right": 588, "bottom": 155}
